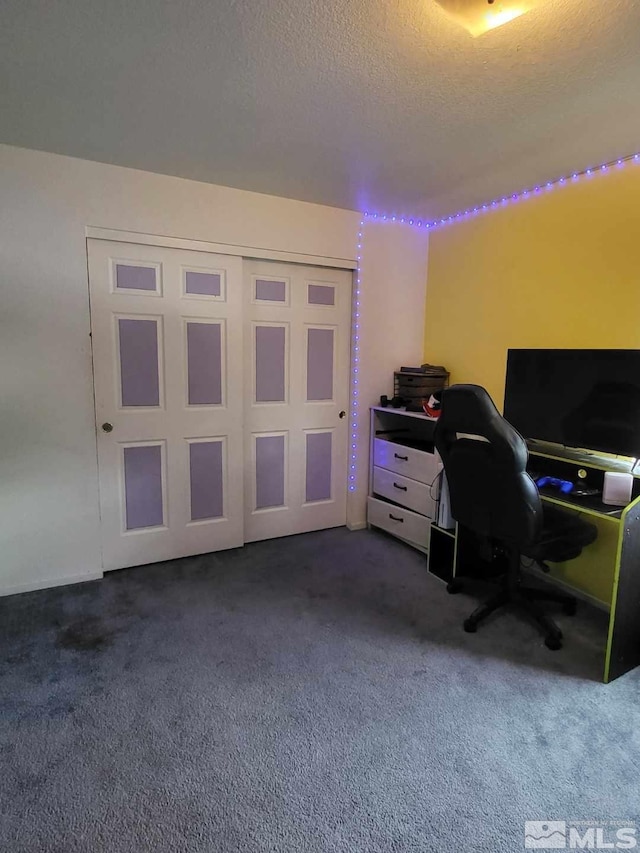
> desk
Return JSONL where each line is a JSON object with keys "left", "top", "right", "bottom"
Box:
{"left": 427, "top": 446, "right": 640, "bottom": 684}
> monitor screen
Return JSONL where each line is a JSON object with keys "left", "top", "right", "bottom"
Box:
{"left": 504, "top": 349, "right": 640, "bottom": 459}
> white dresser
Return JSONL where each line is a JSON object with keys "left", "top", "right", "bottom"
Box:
{"left": 367, "top": 406, "right": 442, "bottom": 553}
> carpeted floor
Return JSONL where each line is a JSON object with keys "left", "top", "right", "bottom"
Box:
{"left": 1, "top": 527, "right": 638, "bottom": 852}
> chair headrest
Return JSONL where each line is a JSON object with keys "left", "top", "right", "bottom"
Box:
{"left": 436, "top": 384, "right": 528, "bottom": 470}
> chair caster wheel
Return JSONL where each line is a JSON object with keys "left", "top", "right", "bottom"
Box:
{"left": 446, "top": 580, "right": 462, "bottom": 594}
{"left": 545, "top": 635, "right": 562, "bottom": 651}
{"left": 463, "top": 618, "right": 477, "bottom": 633}
{"left": 563, "top": 600, "right": 577, "bottom": 616}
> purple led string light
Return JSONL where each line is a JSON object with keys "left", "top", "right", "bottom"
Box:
{"left": 363, "top": 151, "right": 640, "bottom": 231}
{"left": 349, "top": 151, "right": 639, "bottom": 494}
{"left": 349, "top": 218, "right": 364, "bottom": 492}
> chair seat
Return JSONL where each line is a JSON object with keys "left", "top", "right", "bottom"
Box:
{"left": 524, "top": 503, "right": 598, "bottom": 564}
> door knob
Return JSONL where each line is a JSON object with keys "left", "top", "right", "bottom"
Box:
{"left": 101, "top": 422, "right": 113, "bottom": 433}
{"left": 339, "top": 411, "right": 346, "bottom": 419}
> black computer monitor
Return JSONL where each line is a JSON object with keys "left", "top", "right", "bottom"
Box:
{"left": 504, "top": 349, "right": 640, "bottom": 459}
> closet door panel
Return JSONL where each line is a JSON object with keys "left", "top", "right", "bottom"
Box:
{"left": 243, "top": 260, "right": 351, "bottom": 542}
{"left": 88, "top": 239, "right": 244, "bottom": 571}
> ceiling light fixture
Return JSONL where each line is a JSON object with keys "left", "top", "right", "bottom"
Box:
{"left": 434, "top": 0, "right": 539, "bottom": 36}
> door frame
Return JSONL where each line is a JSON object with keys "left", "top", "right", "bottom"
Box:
{"left": 86, "top": 227, "right": 357, "bottom": 271}
{"left": 85, "top": 226, "right": 361, "bottom": 567}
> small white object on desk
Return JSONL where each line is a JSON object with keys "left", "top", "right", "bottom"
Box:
{"left": 602, "top": 471, "right": 634, "bottom": 506}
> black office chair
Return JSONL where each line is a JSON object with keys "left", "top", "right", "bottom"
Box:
{"left": 434, "top": 384, "right": 598, "bottom": 650}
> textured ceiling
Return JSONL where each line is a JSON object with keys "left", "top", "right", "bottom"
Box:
{"left": 2, "top": 0, "right": 640, "bottom": 219}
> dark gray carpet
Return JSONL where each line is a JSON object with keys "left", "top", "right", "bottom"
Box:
{"left": 1, "top": 528, "right": 638, "bottom": 852}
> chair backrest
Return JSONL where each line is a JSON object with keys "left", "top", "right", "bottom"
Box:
{"left": 434, "top": 384, "right": 542, "bottom": 549}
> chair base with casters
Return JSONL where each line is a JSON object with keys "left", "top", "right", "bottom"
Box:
{"left": 450, "top": 504, "right": 595, "bottom": 650}
{"left": 457, "top": 546, "right": 576, "bottom": 650}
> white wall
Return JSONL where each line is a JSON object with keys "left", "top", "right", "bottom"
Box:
{"left": 353, "top": 219, "right": 429, "bottom": 515}
{"left": 0, "top": 144, "right": 428, "bottom": 596}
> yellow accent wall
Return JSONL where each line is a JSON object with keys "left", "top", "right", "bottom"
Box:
{"left": 424, "top": 165, "right": 640, "bottom": 409}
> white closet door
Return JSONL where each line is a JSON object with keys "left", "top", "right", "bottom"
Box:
{"left": 88, "top": 239, "right": 244, "bottom": 570}
{"left": 243, "top": 260, "right": 352, "bottom": 542}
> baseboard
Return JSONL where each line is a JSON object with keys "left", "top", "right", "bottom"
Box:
{"left": 0, "top": 571, "right": 103, "bottom": 599}
{"left": 347, "top": 521, "right": 367, "bottom": 531}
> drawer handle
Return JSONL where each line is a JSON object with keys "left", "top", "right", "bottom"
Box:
{"left": 394, "top": 453, "right": 409, "bottom": 461}
{"left": 389, "top": 513, "right": 404, "bottom": 522}
{"left": 393, "top": 482, "right": 408, "bottom": 491}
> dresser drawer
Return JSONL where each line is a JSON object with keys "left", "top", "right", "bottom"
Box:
{"left": 372, "top": 466, "right": 438, "bottom": 518}
{"left": 367, "top": 496, "right": 431, "bottom": 551}
{"left": 373, "top": 437, "right": 440, "bottom": 485}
